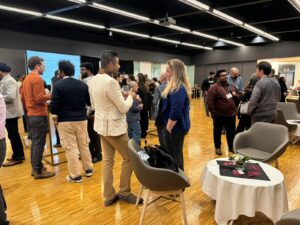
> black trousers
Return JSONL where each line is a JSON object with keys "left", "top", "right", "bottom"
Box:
{"left": 163, "top": 129, "right": 186, "bottom": 170}
{"left": 5, "top": 117, "right": 24, "bottom": 160}
{"left": 140, "top": 110, "right": 149, "bottom": 136}
{"left": 213, "top": 115, "right": 236, "bottom": 149}
{"left": 87, "top": 117, "right": 102, "bottom": 159}
{"left": 236, "top": 114, "right": 251, "bottom": 134}
{"left": 54, "top": 127, "right": 60, "bottom": 145}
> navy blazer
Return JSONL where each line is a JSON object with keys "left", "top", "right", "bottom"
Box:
{"left": 162, "top": 85, "right": 190, "bottom": 133}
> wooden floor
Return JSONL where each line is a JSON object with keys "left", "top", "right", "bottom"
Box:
{"left": 1, "top": 99, "right": 300, "bottom": 225}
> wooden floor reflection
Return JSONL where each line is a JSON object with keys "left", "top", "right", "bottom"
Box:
{"left": 1, "top": 99, "right": 300, "bottom": 225}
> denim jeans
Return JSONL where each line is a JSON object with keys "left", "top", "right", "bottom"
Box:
{"left": 127, "top": 121, "right": 142, "bottom": 145}
{"left": 28, "top": 116, "right": 48, "bottom": 172}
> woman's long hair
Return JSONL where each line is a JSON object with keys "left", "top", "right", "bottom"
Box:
{"left": 161, "top": 59, "right": 191, "bottom": 101}
{"left": 137, "top": 73, "right": 149, "bottom": 93}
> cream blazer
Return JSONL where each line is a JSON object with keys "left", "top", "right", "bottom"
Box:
{"left": 88, "top": 74, "right": 133, "bottom": 136}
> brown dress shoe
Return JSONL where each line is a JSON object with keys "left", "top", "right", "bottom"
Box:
{"left": 215, "top": 148, "right": 222, "bottom": 155}
{"left": 119, "top": 193, "right": 143, "bottom": 204}
{"left": 33, "top": 170, "right": 55, "bottom": 179}
{"left": 2, "top": 160, "right": 23, "bottom": 167}
{"left": 31, "top": 167, "right": 47, "bottom": 176}
{"left": 104, "top": 195, "right": 119, "bottom": 207}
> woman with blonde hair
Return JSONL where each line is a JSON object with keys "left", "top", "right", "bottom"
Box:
{"left": 161, "top": 59, "right": 191, "bottom": 170}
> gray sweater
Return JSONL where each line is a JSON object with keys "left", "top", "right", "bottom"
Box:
{"left": 248, "top": 76, "right": 280, "bottom": 119}
{"left": 126, "top": 99, "right": 141, "bottom": 123}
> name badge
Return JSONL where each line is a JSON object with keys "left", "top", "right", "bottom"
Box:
{"left": 226, "top": 93, "right": 233, "bottom": 99}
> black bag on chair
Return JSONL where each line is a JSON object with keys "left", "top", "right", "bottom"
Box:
{"left": 144, "top": 145, "right": 179, "bottom": 173}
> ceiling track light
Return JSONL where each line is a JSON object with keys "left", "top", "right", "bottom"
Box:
{"left": 0, "top": 4, "right": 42, "bottom": 16}
{"left": 179, "top": 0, "right": 279, "bottom": 42}
{"left": 178, "top": 0, "right": 209, "bottom": 11}
{"left": 218, "top": 38, "right": 244, "bottom": 47}
{"left": 182, "top": 42, "right": 213, "bottom": 50}
{"left": 68, "top": 0, "right": 241, "bottom": 47}
{"left": 68, "top": 0, "right": 86, "bottom": 3}
{"left": 212, "top": 9, "right": 243, "bottom": 26}
{"left": 151, "top": 36, "right": 180, "bottom": 44}
{"left": 0, "top": 2, "right": 213, "bottom": 51}
{"left": 288, "top": 0, "right": 300, "bottom": 13}
{"left": 45, "top": 15, "right": 105, "bottom": 29}
{"left": 110, "top": 28, "right": 150, "bottom": 38}
{"left": 91, "top": 2, "right": 150, "bottom": 22}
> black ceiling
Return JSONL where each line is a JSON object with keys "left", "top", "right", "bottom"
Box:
{"left": 0, "top": 0, "right": 299, "bottom": 56}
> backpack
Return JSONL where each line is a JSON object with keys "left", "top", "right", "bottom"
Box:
{"left": 144, "top": 145, "right": 179, "bottom": 173}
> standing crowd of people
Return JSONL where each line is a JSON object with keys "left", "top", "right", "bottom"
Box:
{"left": 202, "top": 61, "right": 282, "bottom": 155}
{"left": 0, "top": 50, "right": 192, "bottom": 211}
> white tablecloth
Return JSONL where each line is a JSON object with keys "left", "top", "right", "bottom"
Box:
{"left": 201, "top": 158, "right": 289, "bottom": 225}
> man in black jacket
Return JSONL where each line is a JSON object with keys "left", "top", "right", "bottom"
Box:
{"left": 50, "top": 60, "right": 93, "bottom": 183}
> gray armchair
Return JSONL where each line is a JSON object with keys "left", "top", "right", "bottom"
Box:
{"left": 233, "top": 122, "right": 289, "bottom": 168}
{"left": 277, "top": 102, "right": 300, "bottom": 120}
{"left": 286, "top": 98, "right": 300, "bottom": 113}
{"left": 276, "top": 209, "right": 300, "bottom": 225}
{"left": 128, "top": 140, "right": 190, "bottom": 225}
{"left": 274, "top": 109, "right": 297, "bottom": 143}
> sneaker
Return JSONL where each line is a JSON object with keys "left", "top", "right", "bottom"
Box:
{"left": 118, "top": 193, "right": 143, "bottom": 205}
{"left": 215, "top": 148, "right": 222, "bottom": 155}
{"left": 33, "top": 170, "right": 55, "bottom": 179}
{"left": 104, "top": 195, "right": 119, "bottom": 207}
{"left": 85, "top": 169, "right": 93, "bottom": 177}
{"left": 66, "top": 175, "right": 83, "bottom": 183}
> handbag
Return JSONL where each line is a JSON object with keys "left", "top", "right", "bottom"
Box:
{"left": 239, "top": 101, "right": 249, "bottom": 115}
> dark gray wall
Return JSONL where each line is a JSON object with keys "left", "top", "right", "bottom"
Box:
{"left": 192, "top": 41, "right": 300, "bottom": 65}
{"left": 192, "top": 41, "right": 300, "bottom": 86}
{"left": 0, "top": 48, "right": 26, "bottom": 77}
{"left": 0, "top": 29, "right": 191, "bottom": 65}
{"left": 194, "top": 61, "right": 257, "bottom": 86}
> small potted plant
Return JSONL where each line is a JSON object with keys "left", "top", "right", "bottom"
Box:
{"left": 229, "top": 154, "right": 250, "bottom": 170}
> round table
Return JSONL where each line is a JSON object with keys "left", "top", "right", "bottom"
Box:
{"left": 201, "top": 158, "right": 289, "bottom": 225}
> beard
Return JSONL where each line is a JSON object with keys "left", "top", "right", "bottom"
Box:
{"left": 81, "top": 73, "right": 88, "bottom": 79}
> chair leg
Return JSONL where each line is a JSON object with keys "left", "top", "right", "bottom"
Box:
{"left": 139, "top": 189, "right": 150, "bottom": 225}
{"left": 275, "top": 159, "right": 279, "bottom": 169}
{"left": 180, "top": 191, "right": 188, "bottom": 225}
{"left": 136, "top": 185, "right": 143, "bottom": 206}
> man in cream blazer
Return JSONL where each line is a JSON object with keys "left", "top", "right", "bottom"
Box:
{"left": 0, "top": 63, "right": 24, "bottom": 166}
{"left": 89, "top": 50, "right": 143, "bottom": 207}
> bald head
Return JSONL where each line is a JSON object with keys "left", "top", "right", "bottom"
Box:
{"left": 230, "top": 67, "right": 239, "bottom": 79}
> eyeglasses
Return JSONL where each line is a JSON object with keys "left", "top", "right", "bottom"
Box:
{"left": 220, "top": 74, "right": 228, "bottom": 77}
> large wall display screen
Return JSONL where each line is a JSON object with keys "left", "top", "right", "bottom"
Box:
{"left": 26, "top": 50, "right": 81, "bottom": 84}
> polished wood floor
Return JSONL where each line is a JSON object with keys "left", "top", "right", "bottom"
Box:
{"left": 1, "top": 99, "right": 300, "bottom": 225}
